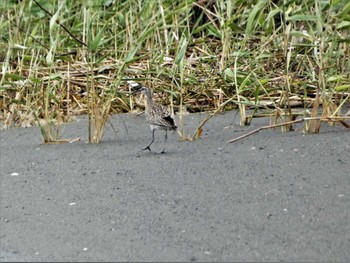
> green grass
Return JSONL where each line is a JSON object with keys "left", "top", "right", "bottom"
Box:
{"left": 1, "top": 0, "right": 349, "bottom": 142}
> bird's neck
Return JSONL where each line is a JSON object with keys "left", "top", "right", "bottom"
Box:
{"left": 145, "top": 95, "right": 153, "bottom": 106}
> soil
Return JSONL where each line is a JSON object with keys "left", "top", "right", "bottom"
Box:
{"left": 1, "top": 111, "right": 349, "bottom": 261}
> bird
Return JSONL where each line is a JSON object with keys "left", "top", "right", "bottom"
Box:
{"left": 133, "top": 83, "right": 177, "bottom": 153}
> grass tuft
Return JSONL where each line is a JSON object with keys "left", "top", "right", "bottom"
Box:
{"left": 1, "top": 0, "right": 349, "bottom": 142}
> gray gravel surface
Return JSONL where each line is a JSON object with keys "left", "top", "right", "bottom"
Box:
{"left": 1, "top": 111, "right": 349, "bottom": 262}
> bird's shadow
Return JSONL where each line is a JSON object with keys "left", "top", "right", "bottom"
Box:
{"left": 135, "top": 149, "right": 177, "bottom": 158}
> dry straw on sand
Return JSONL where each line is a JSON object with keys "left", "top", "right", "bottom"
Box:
{"left": 1, "top": 0, "right": 349, "bottom": 142}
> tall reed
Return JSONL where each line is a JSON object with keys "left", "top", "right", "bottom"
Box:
{"left": 1, "top": 0, "right": 349, "bottom": 140}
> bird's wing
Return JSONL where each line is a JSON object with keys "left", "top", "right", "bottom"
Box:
{"left": 162, "top": 115, "right": 176, "bottom": 128}
{"left": 148, "top": 104, "right": 177, "bottom": 129}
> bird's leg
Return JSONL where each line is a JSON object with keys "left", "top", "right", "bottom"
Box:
{"left": 143, "top": 128, "right": 155, "bottom": 151}
{"left": 160, "top": 130, "right": 167, "bottom": 154}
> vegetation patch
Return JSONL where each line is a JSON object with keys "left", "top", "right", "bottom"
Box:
{"left": 1, "top": 0, "right": 349, "bottom": 142}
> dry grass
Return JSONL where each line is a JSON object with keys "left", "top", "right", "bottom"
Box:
{"left": 1, "top": 0, "right": 349, "bottom": 143}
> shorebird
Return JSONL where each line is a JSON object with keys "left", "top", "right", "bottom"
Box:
{"left": 133, "top": 83, "right": 177, "bottom": 153}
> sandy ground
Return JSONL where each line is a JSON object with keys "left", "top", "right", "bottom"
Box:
{"left": 1, "top": 110, "right": 349, "bottom": 262}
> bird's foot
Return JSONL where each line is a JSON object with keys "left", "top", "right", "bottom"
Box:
{"left": 142, "top": 146, "right": 151, "bottom": 151}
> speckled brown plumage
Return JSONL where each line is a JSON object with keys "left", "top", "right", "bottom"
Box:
{"left": 134, "top": 84, "right": 177, "bottom": 153}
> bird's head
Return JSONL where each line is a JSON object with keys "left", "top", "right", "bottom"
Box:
{"left": 133, "top": 84, "right": 153, "bottom": 97}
